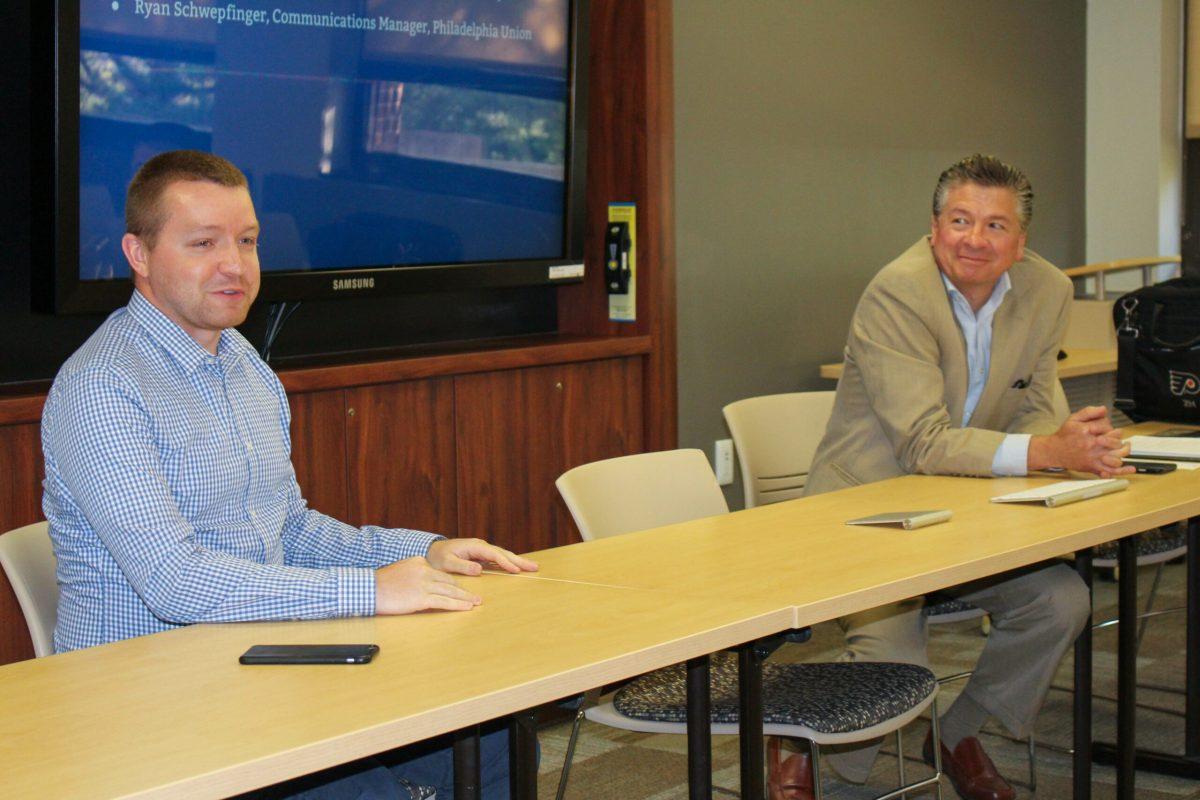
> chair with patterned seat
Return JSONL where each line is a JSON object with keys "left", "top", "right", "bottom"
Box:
{"left": 554, "top": 449, "right": 943, "bottom": 800}
{"left": 724, "top": 390, "right": 1021, "bottom": 789}
{"left": 923, "top": 598, "right": 988, "bottom": 626}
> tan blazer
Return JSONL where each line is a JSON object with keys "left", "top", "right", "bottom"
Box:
{"left": 805, "top": 237, "right": 1072, "bottom": 496}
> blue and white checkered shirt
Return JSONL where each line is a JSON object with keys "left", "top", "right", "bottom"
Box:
{"left": 42, "top": 290, "right": 441, "bottom": 652}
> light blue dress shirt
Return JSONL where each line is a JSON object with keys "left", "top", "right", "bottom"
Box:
{"left": 939, "top": 272, "right": 1030, "bottom": 476}
{"left": 42, "top": 290, "right": 441, "bottom": 652}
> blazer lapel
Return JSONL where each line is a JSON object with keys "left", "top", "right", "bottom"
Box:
{"left": 913, "top": 241, "right": 970, "bottom": 425}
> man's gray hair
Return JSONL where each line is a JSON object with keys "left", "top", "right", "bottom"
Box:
{"left": 932, "top": 154, "right": 1033, "bottom": 230}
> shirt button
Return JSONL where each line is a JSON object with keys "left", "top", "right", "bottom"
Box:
{"left": 244, "top": 441, "right": 254, "bottom": 453}
{"left": 249, "top": 510, "right": 257, "bottom": 520}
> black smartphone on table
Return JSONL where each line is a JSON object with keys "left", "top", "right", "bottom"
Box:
{"left": 1123, "top": 460, "right": 1178, "bottom": 474}
{"left": 239, "top": 644, "right": 379, "bottom": 665}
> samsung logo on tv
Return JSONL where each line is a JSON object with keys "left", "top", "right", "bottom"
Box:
{"left": 332, "top": 278, "right": 376, "bottom": 291}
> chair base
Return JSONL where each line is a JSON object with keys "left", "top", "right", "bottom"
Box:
{"left": 810, "top": 697, "right": 944, "bottom": 800}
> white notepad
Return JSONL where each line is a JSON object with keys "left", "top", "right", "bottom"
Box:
{"left": 845, "top": 510, "right": 952, "bottom": 530}
{"left": 990, "top": 479, "right": 1129, "bottom": 508}
{"left": 1126, "top": 435, "right": 1200, "bottom": 462}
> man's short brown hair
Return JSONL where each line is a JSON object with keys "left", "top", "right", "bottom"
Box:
{"left": 125, "top": 150, "right": 248, "bottom": 248}
{"left": 932, "top": 153, "right": 1033, "bottom": 231}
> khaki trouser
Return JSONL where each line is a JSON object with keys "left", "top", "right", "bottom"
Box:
{"left": 825, "top": 562, "right": 1091, "bottom": 783}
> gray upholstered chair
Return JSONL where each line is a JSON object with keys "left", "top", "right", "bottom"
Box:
{"left": 554, "top": 449, "right": 942, "bottom": 800}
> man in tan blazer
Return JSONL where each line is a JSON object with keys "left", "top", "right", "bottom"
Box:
{"left": 769, "top": 155, "right": 1132, "bottom": 800}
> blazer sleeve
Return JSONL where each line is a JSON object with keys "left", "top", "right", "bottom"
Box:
{"left": 848, "top": 282, "right": 1006, "bottom": 477}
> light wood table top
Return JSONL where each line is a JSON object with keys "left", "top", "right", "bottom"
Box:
{"left": 819, "top": 347, "right": 1117, "bottom": 381}
{"left": 529, "top": 464, "right": 1200, "bottom": 629}
{"left": 0, "top": 574, "right": 792, "bottom": 799}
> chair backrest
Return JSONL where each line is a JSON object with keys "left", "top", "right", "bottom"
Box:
{"left": 722, "top": 391, "right": 836, "bottom": 509}
{"left": 556, "top": 449, "right": 729, "bottom": 541}
{"left": 0, "top": 522, "right": 58, "bottom": 657}
{"left": 1051, "top": 378, "right": 1070, "bottom": 424}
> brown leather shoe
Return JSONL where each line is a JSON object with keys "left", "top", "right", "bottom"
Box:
{"left": 767, "top": 736, "right": 815, "bottom": 800}
{"left": 923, "top": 731, "right": 1015, "bottom": 800}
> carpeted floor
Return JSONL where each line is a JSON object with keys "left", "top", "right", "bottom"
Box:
{"left": 536, "top": 556, "right": 1199, "bottom": 799}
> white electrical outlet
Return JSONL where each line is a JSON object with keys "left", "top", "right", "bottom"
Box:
{"left": 714, "top": 439, "right": 734, "bottom": 486}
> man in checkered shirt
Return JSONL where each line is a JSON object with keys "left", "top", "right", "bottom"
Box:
{"left": 41, "top": 150, "right": 535, "bottom": 799}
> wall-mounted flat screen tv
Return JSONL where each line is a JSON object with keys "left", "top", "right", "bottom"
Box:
{"left": 42, "top": 0, "right": 589, "bottom": 314}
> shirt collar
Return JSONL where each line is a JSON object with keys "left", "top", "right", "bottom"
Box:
{"left": 126, "top": 289, "right": 250, "bottom": 374}
{"left": 939, "top": 270, "right": 1012, "bottom": 320}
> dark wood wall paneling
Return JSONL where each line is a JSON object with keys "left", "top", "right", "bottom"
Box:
{"left": 344, "top": 379, "right": 458, "bottom": 534}
{"left": 288, "top": 354, "right": 645, "bottom": 555}
{"left": 455, "top": 357, "right": 644, "bottom": 553}
{"left": 0, "top": 0, "right": 675, "bottom": 665}
{"left": 287, "top": 390, "right": 350, "bottom": 523}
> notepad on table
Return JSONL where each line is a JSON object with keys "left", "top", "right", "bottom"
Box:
{"left": 990, "top": 479, "right": 1129, "bottom": 508}
{"left": 1125, "top": 435, "right": 1200, "bottom": 462}
{"left": 845, "top": 510, "right": 953, "bottom": 530}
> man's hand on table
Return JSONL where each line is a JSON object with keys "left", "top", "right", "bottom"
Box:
{"left": 1028, "top": 405, "right": 1135, "bottom": 478}
{"left": 426, "top": 538, "right": 538, "bottom": 577}
{"left": 374, "top": 539, "right": 538, "bottom": 615}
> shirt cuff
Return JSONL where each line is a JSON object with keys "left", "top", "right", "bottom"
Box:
{"left": 992, "top": 433, "right": 1031, "bottom": 477}
{"left": 370, "top": 528, "right": 446, "bottom": 564}
{"left": 415, "top": 531, "right": 446, "bottom": 556}
{"left": 335, "top": 567, "right": 377, "bottom": 617}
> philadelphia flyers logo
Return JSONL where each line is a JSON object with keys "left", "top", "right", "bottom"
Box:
{"left": 1169, "top": 370, "right": 1200, "bottom": 396}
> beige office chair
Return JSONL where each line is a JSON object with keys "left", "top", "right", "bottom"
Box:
{"left": 1051, "top": 378, "right": 1070, "bottom": 423}
{"left": 722, "top": 391, "right": 836, "bottom": 508}
{"left": 554, "top": 449, "right": 942, "bottom": 800}
{"left": 556, "top": 449, "right": 730, "bottom": 541}
{"left": 722, "top": 383, "right": 1067, "bottom": 512}
{"left": 0, "top": 521, "right": 58, "bottom": 658}
{"left": 722, "top": 388, "right": 1043, "bottom": 787}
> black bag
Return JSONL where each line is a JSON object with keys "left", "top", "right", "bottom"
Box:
{"left": 1113, "top": 277, "right": 1200, "bottom": 422}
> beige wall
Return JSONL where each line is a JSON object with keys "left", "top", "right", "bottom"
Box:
{"left": 674, "top": 1, "right": 1087, "bottom": 507}
{"left": 1086, "top": 0, "right": 1182, "bottom": 290}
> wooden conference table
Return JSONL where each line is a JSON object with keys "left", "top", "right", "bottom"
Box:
{"left": 2, "top": 453, "right": 1197, "bottom": 799}
{"left": 531, "top": 447, "right": 1200, "bottom": 800}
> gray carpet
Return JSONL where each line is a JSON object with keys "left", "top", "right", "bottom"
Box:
{"left": 537, "top": 558, "right": 1199, "bottom": 799}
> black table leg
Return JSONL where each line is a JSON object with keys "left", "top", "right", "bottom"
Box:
{"left": 1116, "top": 534, "right": 1138, "bottom": 800}
{"left": 1093, "top": 517, "right": 1200, "bottom": 779}
{"left": 509, "top": 710, "right": 539, "bottom": 800}
{"left": 1073, "top": 549, "right": 1093, "bottom": 800}
{"left": 454, "top": 725, "right": 481, "bottom": 800}
{"left": 738, "top": 642, "right": 765, "bottom": 800}
{"left": 687, "top": 655, "right": 713, "bottom": 800}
